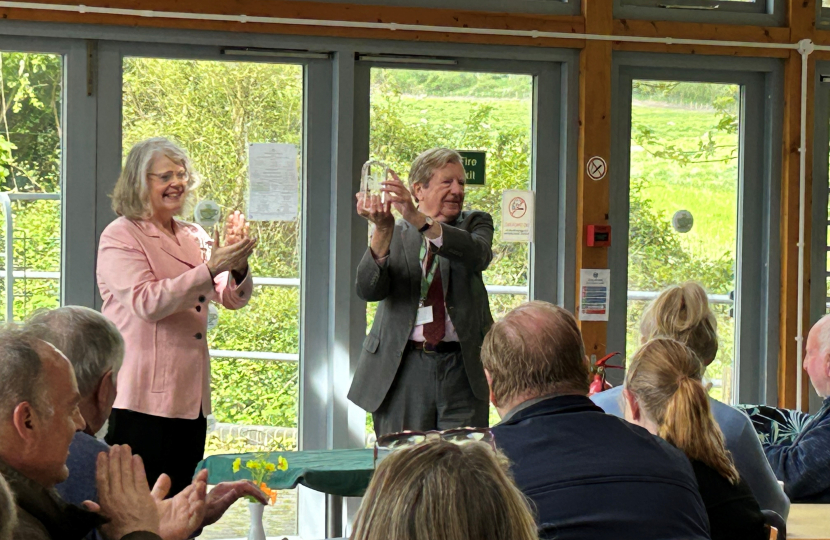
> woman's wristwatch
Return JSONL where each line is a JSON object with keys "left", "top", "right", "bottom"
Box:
{"left": 418, "top": 216, "right": 434, "bottom": 233}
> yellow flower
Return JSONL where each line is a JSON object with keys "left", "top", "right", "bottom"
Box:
{"left": 232, "top": 458, "right": 241, "bottom": 473}
{"left": 265, "top": 463, "right": 276, "bottom": 472}
{"left": 246, "top": 461, "right": 261, "bottom": 470}
{"left": 277, "top": 456, "right": 288, "bottom": 471}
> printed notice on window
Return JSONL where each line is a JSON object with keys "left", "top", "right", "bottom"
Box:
{"left": 579, "top": 269, "right": 610, "bottom": 322}
{"left": 247, "top": 143, "right": 299, "bottom": 222}
{"left": 501, "top": 189, "right": 534, "bottom": 242}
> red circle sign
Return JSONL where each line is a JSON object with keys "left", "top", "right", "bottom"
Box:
{"left": 509, "top": 197, "right": 527, "bottom": 218}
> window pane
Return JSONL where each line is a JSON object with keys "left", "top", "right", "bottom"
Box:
{"left": 122, "top": 57, "right": 303, "bottom": 537}
{"left": 368, "top": 69, "right": 534, "bottom": 433}
{"left": 628, "top": 80, "right": 740, "bottom": 404}
{"left": 0, "top": 52, "right": 63, "bottom": 321}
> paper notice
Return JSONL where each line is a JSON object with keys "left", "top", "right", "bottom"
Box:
{"left": 501, "top": 189, "right": 534, "bottom": 242}
{"left": 579, "top": 269, "right": 610, "bottom": 322}
{"left": 247, "top": 143, "right": 299, "bottom": 222}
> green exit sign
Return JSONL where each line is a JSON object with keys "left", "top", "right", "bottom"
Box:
{"left": 457, "top": 150, "right": 486, "bottom": 186}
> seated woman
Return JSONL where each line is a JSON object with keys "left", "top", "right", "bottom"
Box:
{"left": 592, "top": 281, "right": 789, "bottom": 519}
{"left": 623, "top": 338, "right": 767, "bottom": 540}
{"left": 350, "top": 439, "right": 538, "bottom": 540}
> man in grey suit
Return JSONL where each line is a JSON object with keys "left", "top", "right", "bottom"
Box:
{"left": 348, "top": 148, "right": 494, "bottom": 436}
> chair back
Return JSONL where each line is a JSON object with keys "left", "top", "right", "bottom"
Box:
{"left": 762, "top": 509, "right": 786, "bottom": 540}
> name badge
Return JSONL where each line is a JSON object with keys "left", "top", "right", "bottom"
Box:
{"left": 416, "top": 305, "right": 434, "bottom": 326}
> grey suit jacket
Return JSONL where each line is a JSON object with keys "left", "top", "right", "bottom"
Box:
{"left": 348, "top": 210, "right": 495, "bottom": 413}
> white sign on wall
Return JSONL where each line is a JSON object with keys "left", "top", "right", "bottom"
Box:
{"left": 501, "top": 189, "right": 535, "bottom": 243}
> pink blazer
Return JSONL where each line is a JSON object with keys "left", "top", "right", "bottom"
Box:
{"left": 97, "top": 217, "right": 253, "bottom": 420}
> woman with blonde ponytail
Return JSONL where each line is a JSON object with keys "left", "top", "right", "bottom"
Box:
{"left": 623, "top": 338, "right": 766, "bottom": 540}
{"left": 592, "top": 281, "right": 789, "bottom": 519}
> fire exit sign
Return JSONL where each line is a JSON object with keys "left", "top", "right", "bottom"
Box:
{"left": 457, "top": 150, "right": 486, "bottom": 186}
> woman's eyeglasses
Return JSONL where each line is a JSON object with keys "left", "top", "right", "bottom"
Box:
{"left": 149, "top": 171, "right": 189, "bottom": 183}
{"left": 373, "top": 427, "right": 495, "bottom": 467}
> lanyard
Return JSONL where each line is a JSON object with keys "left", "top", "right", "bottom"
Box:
{"left": 419, "top": 239, "right": 439, "bottom": 306}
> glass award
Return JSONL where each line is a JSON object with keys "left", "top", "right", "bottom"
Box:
{"left": 360, "top": 160, "right": 391, "bottom": 208}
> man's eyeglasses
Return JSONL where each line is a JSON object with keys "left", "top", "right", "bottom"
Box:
{"left": 148, "top": 171, "right": 189, "bottom": 183}
{"left": 373, "top": 427, "right": 495, "bottom": 467}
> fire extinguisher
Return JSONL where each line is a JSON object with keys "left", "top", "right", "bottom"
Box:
{"left": 588, "top": 352, "right": 624, "bottom": 396}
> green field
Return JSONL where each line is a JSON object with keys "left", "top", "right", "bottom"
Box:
{"left": 388, "top": 93, "right": 738, "bottom": 260}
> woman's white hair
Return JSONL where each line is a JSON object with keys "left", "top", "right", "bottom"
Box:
{"left": 111, "top": 137, "right": 201, "bottom": 220}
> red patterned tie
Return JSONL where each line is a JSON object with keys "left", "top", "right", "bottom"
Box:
{"left": 423, "top": 249, "right": 445, "bottom": 346}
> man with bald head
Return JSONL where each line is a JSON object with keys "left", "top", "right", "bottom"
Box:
{"left": 485, "top": 301, "right": 710, "bottom": 540}
{"left": 763, "top": 314, "right": 830, "bottom": 502}
{"left": 0, "top": 324, "right": 162, "bottom": 540}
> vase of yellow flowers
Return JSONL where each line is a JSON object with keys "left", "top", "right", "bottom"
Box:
{"left": 232, "top": 454, "right": 289, "bottom": 540}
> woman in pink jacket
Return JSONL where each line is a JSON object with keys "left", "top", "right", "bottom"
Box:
{"left": 97, "top": 137, "right": 256, "bottom": 496}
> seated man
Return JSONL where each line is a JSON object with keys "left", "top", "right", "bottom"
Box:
{"left": 0, "top": 324, "right": 165, "bottom": 540}
{"left": 751, "top": 314, "right": 830, "bottom": 503}
{"left": 485, "top": 301, "right": 710, "bottom": 540}
{"left": 25, "top": 306, "right": 266, "bottom": 536}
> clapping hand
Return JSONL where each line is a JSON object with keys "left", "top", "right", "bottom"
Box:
{"left": 84, "top": 445, "right": 160, "bottom": 540}
{"left": 224, "top": 211, "right": 250, "bottom": 246}
{"left": 207, "top": 222, "right": 256, "bottom": 278}
{"left": 153, "top": 470, "right": 207, "bottom": 540}
{"left": 201, "top": 480, "right": 268, "bottom": 528}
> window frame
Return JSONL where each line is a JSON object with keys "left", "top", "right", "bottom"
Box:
{"left": 607, "top": 52, "right": 784, "bottom": 406}
{"left": 0, "top": 36, "right": 98, "bottom": 312}
{"left": 614, "top": 0, "right": 785, "bottom": 27}
{"left": 287, "top": 0, "right": 580, "bottom": 16}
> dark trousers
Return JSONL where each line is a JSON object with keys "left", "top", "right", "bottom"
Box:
{"left": 105, "top": 408, "right": 207, "bottom": 498}
{"left": 372, "top": 346, "right": 489, "bottom": 437}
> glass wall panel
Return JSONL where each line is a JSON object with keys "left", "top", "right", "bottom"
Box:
{"left": 122, "top": 57, "right": 303, "bottom": 537}
{"left": 0, "top": 51, "right": 63, "bottom": 321}
{"left": 627, "top": 80, "right": 740, "bottom": 404}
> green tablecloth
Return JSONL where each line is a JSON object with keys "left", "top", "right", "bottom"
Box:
{"left": 195, "top": 448, "right": 375, "bottom": 497}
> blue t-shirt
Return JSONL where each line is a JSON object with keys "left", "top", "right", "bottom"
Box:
{"left": 55, "top": 431, "right": 110, "bottom": 506}
{"left": 592, "top": 386, "right": 790, "bottom": 519}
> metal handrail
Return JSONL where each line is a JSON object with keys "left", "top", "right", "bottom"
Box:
{"left": 0, "top": 192, "right": 61, "bottom": 322}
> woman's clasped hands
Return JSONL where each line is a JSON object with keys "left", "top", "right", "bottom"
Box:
{"left": 207, "top": 211, "right": 257, "bottom": 278}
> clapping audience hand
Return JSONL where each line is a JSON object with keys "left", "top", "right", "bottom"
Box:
{"left": 84, "top": 445, "right": 160, "bottom": 540}
{"left": 201, "top": 480, "right": 268, "bottom": 528}
{"left": 152, "top": 470, "right": 207, "bottom": 540}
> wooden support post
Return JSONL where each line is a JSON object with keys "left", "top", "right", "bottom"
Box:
{"left": 576, "top": 0, "right": 613, "bottom": 357}
{"left": 778, "top": 0, "right": 816, "bottom": 409}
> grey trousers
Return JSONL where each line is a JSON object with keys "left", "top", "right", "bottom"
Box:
{"left": 372, "top": 345, "right": 489, "bottom": 437}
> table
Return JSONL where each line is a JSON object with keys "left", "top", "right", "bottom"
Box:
{"left": 196, "top": 448, "right": 376, "bottom": 538}
{"left": 789, "top": 504, "right": 830, "bottom": 539}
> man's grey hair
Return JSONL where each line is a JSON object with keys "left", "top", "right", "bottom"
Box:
{"left": 25, "top": 307, "right": 124, "bottom": 398}
{"left": 408, "top": 148, "right": 463, "bottom": 196}
{"left": 0, "top": 473, "right": 16, "bottom": 540}
{"left": 0, "top": 325, "right": 51, "bottom": 419}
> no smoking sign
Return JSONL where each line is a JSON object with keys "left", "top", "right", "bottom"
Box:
{"left": 508, "top": 197, "right": 527, "bottom": 219}
{"left": 587, "top": 156, "right": 607, "bottom": 181}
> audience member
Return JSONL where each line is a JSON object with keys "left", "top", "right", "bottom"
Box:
{"left": 484, "top": 301, "right": 710, "bottom": 540}
{"left": 25, "top": 306, "right": 266, "bottom": 538}
{"left": 350, "top": 439, "right": 537, "bottom": 540}
{"left": 623, "top": 338, "right": 766, "bottom": 540}
{"left": 0, "top": 324, "right": 165, "bottom": 540}
{"left": 759, "top": 314, "right": 830, "bottom": 502}
{"left": 350, "top": 148, "right": 494, "bottom": 435}
{"left": 592, "top": 282, "right": 789, "bottom": 518}
{"left": 0, "top": 474, "right": 16, "bottom": 540}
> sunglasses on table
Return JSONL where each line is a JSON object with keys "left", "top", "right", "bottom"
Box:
{"left": 373, "top": 427, "right": 495, "bottom": 467}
